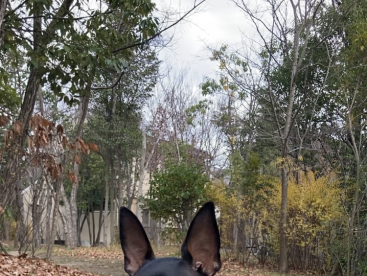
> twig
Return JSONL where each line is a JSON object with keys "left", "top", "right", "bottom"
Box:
{"left": 112, "top": 0, "right": 206, "bottom": 54}
{"left": 91, "top": 71, "right": 125, "bottom": 90}
{"left": 0, "top": 240, "right": 9, "bottom": 255}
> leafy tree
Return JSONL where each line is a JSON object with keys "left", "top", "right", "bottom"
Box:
{"left": 142, "top": 162, "right": 209, "bottom": 236}
{"left": 0, "top": 0, "right": 160, "bottom": 216}
{"left": 202, "top": 0, "right": 339, "bottom": 271}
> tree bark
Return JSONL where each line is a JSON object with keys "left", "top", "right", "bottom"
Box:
{"left": 69, "top": 93, "right": 91, "bottom": 248}
{"left": 0, "top": 0, "right": 7, "bottom": 46}
{"left": 118, "top": 153, "right": 124, "bottom": 207}
{"left": 45, "top": 179, "right": 52, "bottom": 245}
{"left": 95, "top": 198, "right": 104, "bottom": 245}
{"left": 15, "top": 179, "right": 26, "bottom": 254}
{"left": 46, "top": 174, "right": 63, "bottom": 261}
{"left": 136, "top": 128, "right": 147, "bottom": 221}
{"left": 103, "top": 161, "right": 109, "bottom": 245}
{"left": 60, "top": 183, "right": 73, "bottom": 247}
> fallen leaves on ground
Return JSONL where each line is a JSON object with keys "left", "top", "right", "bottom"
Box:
{"left": 51, "top": 246, "right": 270, "bottom": 275}
{"left": 216, "top": 261, "right": 267, "bottom": 276}
{"left": 52, "top": 247, "right": 122, "bottom": 260}
{"left": 0, "top": 254, "right": 96, "bottom": 276}
{"left": 52, "top": 245, "right": 178, "bottom": 259}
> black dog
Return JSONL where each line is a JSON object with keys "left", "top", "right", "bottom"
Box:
{"left": 119, "top": 202, "right": 221, "bottom": 276}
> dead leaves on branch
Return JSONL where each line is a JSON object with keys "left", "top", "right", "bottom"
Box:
{"left": 0, "top": 254, "right": 96, "bottom": 276}
{"left": 86, "top": 142, "right": 99, "bottom": 153}
{"left": 28, "top": 115, "right": 57, "bottom": 149}
{"left": 14, "top": 121, "right": 22, "bottom": 135}
{"left": 1, "top": 114, "right": 100, "bottom": 184}
{"left": 29, "top": 114, "right": 55, "bottom": 131}
{"left": 0, "top": 115, "right": 10, "bottom": 127}
{"left": 57, "top": 124, "right": 64, "bottom": 137}
{"left": 28, "top": 115, "right": 99, "bottom": 184}
{"left": 26, "top": 115, "right": 99, "bottom": 156}
{"left": 30, "top": 153, "right": 63, "bottom": 181}
{"left": 67, "top": 170, "right": 77, "bottom": 183}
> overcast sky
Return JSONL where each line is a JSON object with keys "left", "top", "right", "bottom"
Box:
{"left": 155, "top": 0, "right": 247, "bottom": 86}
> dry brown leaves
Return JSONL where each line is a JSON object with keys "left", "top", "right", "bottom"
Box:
{"left": 0, "top": 254, "right": 96, "bottom": 276}
{"left": 0, "top": 115, "right": 10, "bottom": 127}
{"left": 0, "top": 247, "right": 271, "bottom": 276}
{"left": 26, "top": 115, "right": 99, "bottom": 183}
{"left": 51, "top": 247, "right": 266, "bottom": 275}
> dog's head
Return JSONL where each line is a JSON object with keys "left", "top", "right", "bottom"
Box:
{"left": 119, "top": 202, "right": 221, "bottom": 276}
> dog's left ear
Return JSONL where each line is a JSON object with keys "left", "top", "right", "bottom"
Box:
{"left": 181, "top": 202, "right": 221, "bottom": 276}
{"left": 119, "top": 207, "right": 155, "bottom": 276}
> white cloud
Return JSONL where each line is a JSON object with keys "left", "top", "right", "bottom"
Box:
{"left": 155, "top": 0, "right": 247, "bottom": 85}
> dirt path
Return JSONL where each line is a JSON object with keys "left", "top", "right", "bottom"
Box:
{"left": 50, "top": 254, "right": 127, "bottom": 276}
{"left": 4, "top": 245, "right": 273, "bottom": 276}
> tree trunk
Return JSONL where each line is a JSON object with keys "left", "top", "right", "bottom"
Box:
{"left": 45, "top": 180, "right": 52, "bottom": 245}
{"left": 0, "top": 0, "right": 7, "bottom": 46}
{"left": 109, "top": 159, "right": 115, "bottom": 245}
{"left": 69, "top": 175, "right": 79, "bottom": 248}
{"left": 32, "top": 179, "right": 45, "bottom": 256}
{"left": 31, "top": 181, "right": 40, "bottom": 255}
{"left": 136, "top": 128, "right": 147, "bottom": 221}
{"left": 128, "top": 160, "right": 139, "bottom": 210}
{"left": 103, "top": 162, "right": 110, "bottom": 245}
{"left": 45, "top": 155, "right": 65, "bottom": 260}
{"left": 346, "top": 102, "right": 362, "bottom": 276}
{"left": 279, "top": 166, "right": 289, "bottom": 273}
{"left": 1, "top": 0, "right": 43, "bottom": 210}
{"left": 91, "top": 192, "right": 96, "bottom": 244}
{"left": 95, "top": 199, "right": 104, "bottom": 245}
{"left": 15, "top": 180, "right": 26, "bottom": 254}
{"left": 60, "top": 183, "right": 73, "bottom": 247}
{"left": 125, "top": 161, "right": 133, "bottom": 209}
{"left": 109, "top": 193, "right": 115, "bottom": 245}
{"left": 79, "top": 211, "right": 87, "bottom": 245}
{"left": 86, "top": 210, "right": 92, "bottom": 246}
{"left": 4, "top": 219, "right": 10, "bottom": 240}
{"left": 118, "top": 153, "right": 124, "bottom": 207}
{"left": 70, "top": 94, "right": 91, "bottom": 248}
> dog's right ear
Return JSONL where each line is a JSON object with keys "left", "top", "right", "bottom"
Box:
{"left": 119, "top": 207, "right": 155, "bottom": 276}
{"left": 181, "top": 202, "right": 221, "bottom": 276}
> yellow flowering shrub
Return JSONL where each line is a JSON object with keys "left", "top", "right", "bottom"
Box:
{"left": 264, "top": 170, "right": 345, "bottom": 269}
{"left": 207, "top": 169, "right": 345, "bottom": 270}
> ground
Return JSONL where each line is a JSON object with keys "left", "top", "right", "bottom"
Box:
{"left": 0, "top": 243, "right": 306, "bottom": 276}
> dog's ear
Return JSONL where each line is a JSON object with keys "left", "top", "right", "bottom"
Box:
{"left": 181, "top": 202, "right": 221, "bottom": 276}
{"left": 119, "top": 207, "right": 155, "bottom": 276}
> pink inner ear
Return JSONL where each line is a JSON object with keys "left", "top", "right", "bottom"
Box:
{"left": 124, "top": 247, "right": 150, "bottom": 274}
{"left": 120, "top": 207, "right": 155, "bottom": 276}
{"left": 125, "top": 257, "right": 142, "bottom": 276}
{"left": 189, "top": 242, "right": 220, "bottom": 276}
{"left": 183, "top": 202, "right": 221, "bottom": 276}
